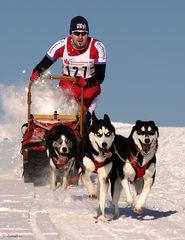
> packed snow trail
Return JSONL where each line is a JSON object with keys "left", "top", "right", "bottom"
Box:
{"left": 0, "top": 124, "right": 185, "bottom": 239}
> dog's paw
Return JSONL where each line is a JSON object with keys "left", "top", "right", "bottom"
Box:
{"left": 134, "top": 207, "right": 143, "bottom": 214}
{"left": 112, "top": 213, "right": 120, "bottom": 220}
{"left": 61, "top": 186, "right": 67, "bottom": 191}
{"left": 95, "top": 215, "right": 110, "bottom": 223}
{"left": 112, "top": 207, "right": 120, "bottom": 220}
{"left": 89, "top": 194, "right": 97, "bottom": 200}
{"left": 50, "top": 184, "right": 57, "bottom": 191}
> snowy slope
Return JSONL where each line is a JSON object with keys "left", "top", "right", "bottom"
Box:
{"left": 0, "top": 82, "right": 185, "bottom": 239}
{"left": 0, "top": 123, "right": 185, "bottom": 240}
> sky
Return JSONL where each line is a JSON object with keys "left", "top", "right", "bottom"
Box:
{"left": 0, "top": 122, "right": 185, "bottom": 239}
{"left": 1, "top": 0, "right": 185, "bottom": 127}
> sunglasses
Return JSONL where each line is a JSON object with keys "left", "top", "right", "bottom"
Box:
{"left": 72, "top": 31, "right": 88, "bottom": 36}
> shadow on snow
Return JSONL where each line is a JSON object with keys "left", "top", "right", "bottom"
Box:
{"left": 118, "top": 206, "right": 177, "bottom": 220}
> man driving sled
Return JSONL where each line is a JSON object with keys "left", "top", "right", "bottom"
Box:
{"left": 30, "top": 16, "right": 106, "bottom": 126}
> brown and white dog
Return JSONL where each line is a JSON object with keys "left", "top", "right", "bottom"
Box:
{"left": 46, "top": 124, "right": 77, "bottom": 191}
{"left": 110, "top": 120, "right": 159, "bottom": 218}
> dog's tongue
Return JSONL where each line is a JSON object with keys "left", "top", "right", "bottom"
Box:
{"left": 101, "top": 149, "right": 112, "bottom": 158}
{"left": 56, "top": 155, "right": 68, "bottom": 166}
{"left": 142, "top": 144, "right": 150, "bottom": 153}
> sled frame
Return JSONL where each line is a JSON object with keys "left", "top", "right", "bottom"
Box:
{"left": 27, "top": 76, "right": 84, "bottom": 137}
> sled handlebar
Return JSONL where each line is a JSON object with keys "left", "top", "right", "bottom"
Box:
{"left": 48, "top": 75, "right": 77, "bottom": 81}
{"left": 28, "top": 75, "right": 76, "bottom": 90}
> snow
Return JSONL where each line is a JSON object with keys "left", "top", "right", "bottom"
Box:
{"left": 0, "top": 82, "right": 185, "bottom": 239}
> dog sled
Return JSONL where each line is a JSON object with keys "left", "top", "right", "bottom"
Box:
{"left": 21, "top": 76, "right": 84, "bottom": 183}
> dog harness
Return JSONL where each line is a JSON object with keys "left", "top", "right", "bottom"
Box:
{"left": 129, "top": 154, "right": 154, "bottom": 179}
{"left": 93, "top": 158, "right": 112, "bottom": 173}
{"left": 114, "top": 144, "right": 155, "bottom": 179}
{"left": 67, "top": 158, "right": 112, "bottom": 185}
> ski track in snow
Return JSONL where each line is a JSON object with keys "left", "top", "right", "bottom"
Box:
{"left": 0, "top": 124, "right": 185, "bottom": 239}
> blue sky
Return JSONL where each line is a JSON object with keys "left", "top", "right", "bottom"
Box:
{"left": 1, "top": 0, "right": 185, "bottom": 126}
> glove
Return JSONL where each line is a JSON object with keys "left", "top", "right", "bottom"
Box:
{"left": 77, "top": 77, "right": 87, "bottom": 87}
{"left": 30, "top": 71, "right": 40, "bottom": 81}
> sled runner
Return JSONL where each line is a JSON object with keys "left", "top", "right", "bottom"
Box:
{"left": 21, "top": 76, "right": 84, "bottom": 183}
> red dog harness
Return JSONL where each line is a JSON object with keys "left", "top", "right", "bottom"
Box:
{"left": 67, "top": 158, "right": 112, "bottom": 185}
{"left": 129, "top": 154, "right": 153, "bottom": 179}
{"left": 93, "top": 159, "right": 108, "bottom": 173}
{"left": 114, "top": 144, "right": 155, "bottom": 180}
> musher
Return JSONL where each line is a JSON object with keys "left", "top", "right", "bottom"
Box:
{"left": 30, "top": 16, "right": 106, "bottom": 127}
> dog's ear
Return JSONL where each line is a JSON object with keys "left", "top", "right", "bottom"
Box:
{"left": 149, "top": 120, "right": 155, "bottom": 126}
{"left": 149, "top": 120, "right": 159, "bottom": 137}
{"left": 130, "top": 120, "right": 142, "bottom": 136}
{"left": 104, "top": 114, "right": 111, "bottom": 123}
{"left": 92, "top": 111, "right": 98, "bottom": 123}
{"left": 135, "top": 120, "right": 142, "bottom": 126}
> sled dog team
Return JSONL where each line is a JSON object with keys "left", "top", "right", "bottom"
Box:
{"left": 46, "top": 112, "right": 159, "bottom": 222}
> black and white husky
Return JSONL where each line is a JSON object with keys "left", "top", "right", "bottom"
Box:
{"left": 110, "top": 120, "right": 159, "bottom": 218}
{"left": 78, "top": 112, "right": 115, "bottom": 222}
{"left": 46, "top": 124, "right": 77, "bottom": 191}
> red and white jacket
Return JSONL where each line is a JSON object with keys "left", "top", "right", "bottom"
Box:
{"left": 47, "top": 36, "right": 106, "bottom": 78}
